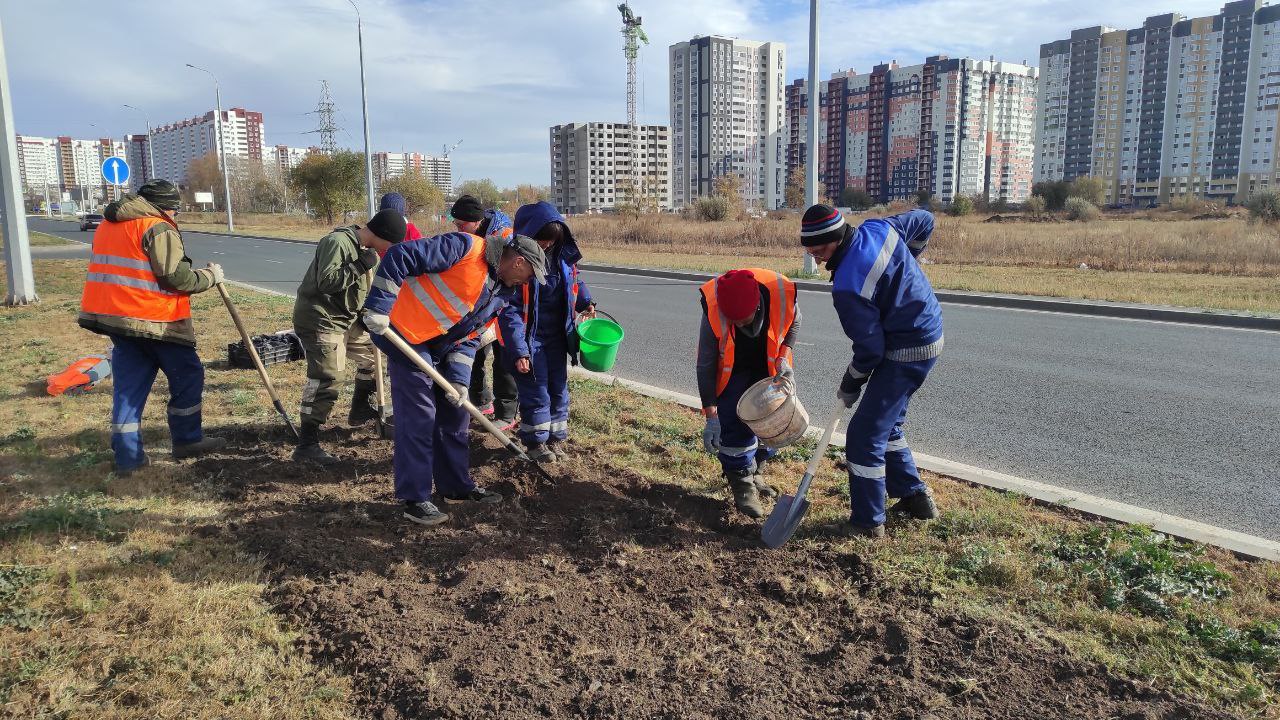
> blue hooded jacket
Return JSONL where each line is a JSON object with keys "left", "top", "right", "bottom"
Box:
{"left": 498, "top": 202, "right": 593, "bottom": 359}
{"left": 829, "top": 211, "right": 944, "bottom": 380}
{"left": 363, "top": 231, "right": 517, "bottom": 386}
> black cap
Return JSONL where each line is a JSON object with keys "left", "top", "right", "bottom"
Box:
{"left": 800, "top": 203, "right": 848, "bottom": 247}
{"left": 138, "top": 179, "right": 181, "bottom": 211}
{"left": 449, "top": 194, "right": 485, "bottom": 222}
{"left": 365, "top": 209, "right": 407, "bottom": 243}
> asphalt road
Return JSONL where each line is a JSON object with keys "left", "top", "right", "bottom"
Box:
{"left": 29, "top": 217, "right": 1280, "bottom": 540}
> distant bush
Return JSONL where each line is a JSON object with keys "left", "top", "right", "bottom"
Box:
{"left": 1068, "top": 177, "right": 1106, "bottom": 207}
{"left": 1065, "top": 197, "right": 1100, "bottom": 222}
{"left": 838, "top": 188, "right": 874, "bottom": 211}
{"left": 1023, "top": 195, "right": 1047, "bottom": 216}
{"left": 947, "top": 196, "right": 974, "bottom": 217}
{"left": 1246, "top": 191, "right": 1280, "bottom": 223}
{"left": 692, "top": 196, "right": 733, "bottom": 222}
{"left": 866, "top": 204, "right": 889, "bottom": 214}
{"left": 1032, "top": 181, "right": 1071, "bottom": 211}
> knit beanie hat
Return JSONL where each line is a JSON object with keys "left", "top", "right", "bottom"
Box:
{"left": 138, "top": 179, "right": 181, "bottom": 211}
{"left": 800, "top": 203, "right": 846, "bottom": 247}
{"left": 365, "top": 208, "right": 407, "bottom": 243}
{"left": 449, "top": 194, "right": 485, "bottom": 222}
{"left": 379, "top": 192, "right": 407, "bottom": 215}
{"left": 715, "top": 269, "right": 760, "bottom": 323}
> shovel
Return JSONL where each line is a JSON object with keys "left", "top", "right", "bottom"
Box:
{"left": 376, "top": 327, "right": 554, "bottom": 482}
{"left": 761, "top": 404, "right": 847, "bottom": 548}
{"left": 366, "top": 270, "right": 392, "bottom": 439}
{"left": 215, "top": 283, "right": 300, "bottom": 440}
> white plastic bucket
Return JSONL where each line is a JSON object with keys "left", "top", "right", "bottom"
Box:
{"left": 736, "top": 376, "right": 809, "bottom": 449}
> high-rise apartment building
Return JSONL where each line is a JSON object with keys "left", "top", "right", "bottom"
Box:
{"left": 1037, "top": 1, "right": 1280, "bottom": 204}
{"left": 125, "top": 134, "right": 153, "bottom": 190}
{"left": 785, "top": 79, "right": 809, "bottom": 182}
{"left": 149, "top": 108, "right": 265, "bottom": 184}
{"left": 669, "top": 35, "right": 787, "bottom": 209}
{"left": 549, "top": 122, "right": 671, "bottom": 214}
{"left": 271, "top": 145, "right": 312, "bottom": 178}
{"left": 787, "top": 57, "right": 1038, "bottom": 205}
{"left": 14, "top": 135, "right": 59, "bottom": 193}
{"left": 372, "top": 151, "right": 454, "bottom": 195}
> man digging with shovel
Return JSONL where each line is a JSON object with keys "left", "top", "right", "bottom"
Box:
{"left": 360, "top": 229, "right": 545, "bottom": 527}
{"left": 696, "top": 269, "right": 801, "bottom": 518}
{"left": 800, "top": 205, "right": 943, "bottom": 538}
{"left": 292, "top": 209, "right": 407, "bottom": 465}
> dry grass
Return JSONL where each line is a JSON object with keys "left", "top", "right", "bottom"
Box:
{"left": 178, "top": 211, "right": 450, "bottom": 242}
{"left": 0, "top": 259, "right": 352, "bottom": 718}
{"left": 568, "top": 379, "right": 1280, "bottom": 716}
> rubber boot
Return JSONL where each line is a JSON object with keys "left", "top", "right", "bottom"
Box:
{"left": 348, "top": 379, "right": 379, "bottom": 427}
{"left": 726, "top": 468, "right": 764, "bottom": 519}
{"left": 293, "top": 420, "right": 338, "bottom": 465}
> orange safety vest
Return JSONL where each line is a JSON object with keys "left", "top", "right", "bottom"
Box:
{"left": 388, "top": 233, "right": 490, "bottom": 344}
{"left": 80, "top": 216, "right": 190, "bottom": 322}
{"left": 699, "top": 268, "right": 797, "bottom": 396}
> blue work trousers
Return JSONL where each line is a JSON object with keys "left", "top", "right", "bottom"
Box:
{"left": 109, "top": 335, "right": 204, "bottom": 470}
{"left": 386, "top": 344, "right": 472, "bottom": 503}
{"left": 715, "top": 371, "right": 778, "bottom": 474}
{"left": 845, "top": 357, "right": 937, "bottom": 528}
{"left": 513, "top": 333, "right": 570, "bottom": 446}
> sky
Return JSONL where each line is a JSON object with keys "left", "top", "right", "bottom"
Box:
{"left": 4, "top": 0, "right": 1237, "bottom": 188}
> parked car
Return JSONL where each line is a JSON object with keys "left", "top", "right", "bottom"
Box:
{"left": 80, "top": 213, "right": 104, "bottom": 231}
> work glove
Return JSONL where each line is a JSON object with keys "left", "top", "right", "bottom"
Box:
{"left": 446, "top": 382, "right": 468, "bottom": 406}
{"left": 837, "top": 367, "right": 867, "bottom": 409}
{"left": 773, "top": 356, "right": 794, "bottom": 386}
{"left": 356, "top": 247, "right": 380, "bottom": 272}
{"left": 361, "top": 310, "right": 391, "bottom": 336}
{"left": 702, "top": 416, "right": 721, "bottom": 454}
{"left": 205, "top": 262, "right": 225, "bottom": 286}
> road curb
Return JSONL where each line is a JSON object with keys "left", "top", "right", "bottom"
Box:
{"left": 579, "top": 263, "right": 1280, "bottom": 331}
{"left": 569, "top": 366, "right": 1280, "bottom": 561}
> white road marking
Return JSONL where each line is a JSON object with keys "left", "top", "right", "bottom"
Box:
{"left": 593, "top": 285, "right": 637, "bottom": 293}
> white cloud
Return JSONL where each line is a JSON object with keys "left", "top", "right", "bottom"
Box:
{"left": 2, "top": 0, "right": 1241, "bottom": 187}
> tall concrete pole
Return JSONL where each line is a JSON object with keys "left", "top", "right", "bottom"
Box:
{"left": 350, "top": 0, "right": 377, "bottom": 218}
{"left": 0, "top": 15, "right": 37, "bottom": 305}
{"left": 187, "top": 64, "right": 235, "bottom": 231}
{"left": 803, "top": 0, "right": 820, "bottom": 275}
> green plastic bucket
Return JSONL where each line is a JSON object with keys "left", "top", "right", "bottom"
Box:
{"left": 577, "top": 318, "right": 625, "bottom": 372}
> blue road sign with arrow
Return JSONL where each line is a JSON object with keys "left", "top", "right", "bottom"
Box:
{"left": 101, "top": 156, "right": 130, "bottom": 186}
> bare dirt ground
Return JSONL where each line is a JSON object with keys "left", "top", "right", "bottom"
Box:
{"left": 187, "top": 427, "right": 1233, "bottom": 720}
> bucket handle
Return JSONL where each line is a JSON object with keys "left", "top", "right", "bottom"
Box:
{"left": 576, "top": 308, "right": 618, "bottom": 325}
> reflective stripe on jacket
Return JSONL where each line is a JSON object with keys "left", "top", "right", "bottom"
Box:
{"left": 80, "top": 216, "right": 190, "bottom": 322}
{"left": 699, "top": 268, "right": 797, "bottom": 396}
{"left": 385, "top": 233, "right": 488, "bottom": 344}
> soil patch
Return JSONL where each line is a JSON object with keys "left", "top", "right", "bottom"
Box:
{"left": 192, "top": 428, "right": 1236, "bottom": 719}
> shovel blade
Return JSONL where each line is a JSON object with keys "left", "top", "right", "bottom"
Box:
{"left": 761, "top": 493, "right": 810, "bottom": 548}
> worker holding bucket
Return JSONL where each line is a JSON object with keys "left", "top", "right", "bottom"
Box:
{"left": 695, "top": 269, "right": 802, "bottom": 518}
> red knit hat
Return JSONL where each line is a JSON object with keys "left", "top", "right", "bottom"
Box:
{"left": 716, "top": 269, "right": 760, "bottom": 323}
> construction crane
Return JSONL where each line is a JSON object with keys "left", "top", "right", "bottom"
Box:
{"left": 441, "top": 139, "right": 462, "bottom": 159}
{"left": 618, "top": 3, "right": 648, "bottom": 130}
{"left": 618, "top": 3, "right": 648, "bottom": 204}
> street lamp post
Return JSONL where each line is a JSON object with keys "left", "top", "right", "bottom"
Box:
{"left": 122, "top": 104, "right": 155, "bottom": 184}
{"left": 186, "top": 63, "right": 235, "bottom": 231}
{"left": 803, "top": 0, "right": 820, "bottom": 275}
{"left": 349, "top": 0, "right": 376, "bottom": 218}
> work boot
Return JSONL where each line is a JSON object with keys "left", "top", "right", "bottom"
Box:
{"left": 889, "top": 487, "right": 939, "bottom": 520}
{"left": 525, "top": 443, "right": 557, "bottom": 463}
{"left": 403, "top": 501, "right": 449, "bottom": 527}
{"left": 172, "top": 436, "right": 227, "bottom": 460}
{"left": 726, "top": 469, "right": 764, "bottom": 519}
{"left": 293, "top": 421, "right": 338, "bottom": 466}
{"left": 114, "top": 453, "right": 151, "bottom": 477}
{"left": 441, "top": 486, "right": 503, "bottom": 504}
{"left": 548, "top": 440, "right": 569, "bottom": 461}
{"left": 347, "top": 379, "right": 379, "bottom": 427}
{"left": 493, "top": 415, "right": 517, "bottom": 432}
{"left": 842, "top": 523, "right": 886, "bottom": 539}
{"left": 476, "top": 402, "right": 495, "bottom": 417}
